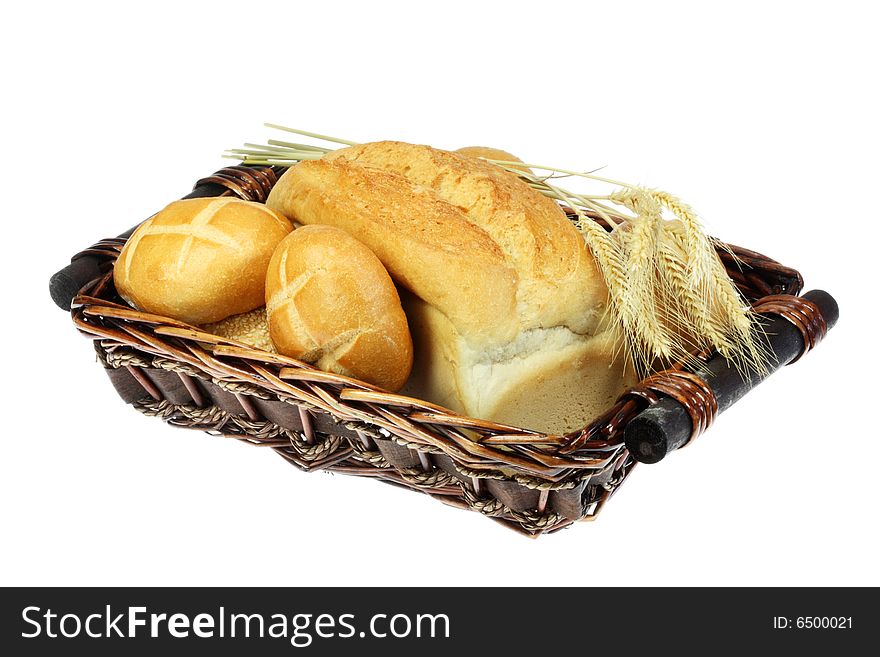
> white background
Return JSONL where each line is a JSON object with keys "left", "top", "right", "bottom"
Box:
{"left": 2, "top": 1, "right": 877, "bottom": 587}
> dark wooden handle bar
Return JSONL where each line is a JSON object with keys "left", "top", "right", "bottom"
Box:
{"left": 624, "top": 289, "right": 839, "bottom": 464}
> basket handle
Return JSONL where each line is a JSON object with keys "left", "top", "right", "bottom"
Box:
{"left": 624, "top": 289, "right": 839, "bottom": 463}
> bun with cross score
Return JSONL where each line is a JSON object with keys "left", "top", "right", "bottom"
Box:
{"left": 113, "top": 198, "right": 292, "bottom": 325}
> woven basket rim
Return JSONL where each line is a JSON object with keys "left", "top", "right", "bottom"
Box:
{"left": 69, "top": 220, "right": 803, "bottom": 482}
{"left": 60, "top": 164, "right": 807, "bottom": 534}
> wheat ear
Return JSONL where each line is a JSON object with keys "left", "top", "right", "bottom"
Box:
{"left": 653, "top": 193, "right": 769, "bottom": 374}
{"left": 707, "top": 252, "right": 771, "bottom": 374}
{"left": 657, "top": 227, "right": 736, "bottom": 358}
{"left": 610, "top": 188, "right": 680, "bottom": 370}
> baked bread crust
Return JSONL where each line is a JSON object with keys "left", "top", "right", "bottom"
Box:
{"left": 455, "top": 145, "right": 532, "bottom": 174}
{"left": 114, "top": 198, "right": 292, "bottom": 325}
{"left": 267, "top": 157, "right": 518, "bottom": 344}
{"left": 325, "top": 141, "right": 608, "bottom": 337}
{"left": 265, "top": 225, "right": 413, "bottom": 392}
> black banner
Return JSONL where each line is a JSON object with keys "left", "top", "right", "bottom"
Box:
{"left": 0, "top": 587, "right": 872, "bottom": 655}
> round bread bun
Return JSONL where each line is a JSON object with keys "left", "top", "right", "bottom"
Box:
{"left": 265, "top": 225, "right": 413, "bottom": 391}
{"left": 456, "top": 145, "right": 532, "bottom": 174}
{"left": 114, "top": 197, "right": 292, "bottom": 325}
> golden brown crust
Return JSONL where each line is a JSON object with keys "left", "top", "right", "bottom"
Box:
{"left": 455, "top": 145, "right": 532, "bottom": 174}
{"left": 114, "top": 198, "right": 292, "bottom": 325}
{"left": 326, "top": 141, "right": 608, "bottom": 335}
{"left": 265, "top": 225, "right": 413, "bottom": 392}
{"left": 267, "top": 158, "right": 519, "bottom": 344}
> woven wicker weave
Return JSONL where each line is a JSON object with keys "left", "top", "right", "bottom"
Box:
{"left": 66, "top": 166, "right": 806, "bottom": 536}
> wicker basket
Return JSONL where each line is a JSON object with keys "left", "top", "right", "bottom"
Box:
{"left": 56, "top": 165, "right": 827, "bottom": 536}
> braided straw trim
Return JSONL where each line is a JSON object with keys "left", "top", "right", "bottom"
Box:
{"left": 103, "top": 348, "right": 309, "bottom": 405}
{"left": 228, "top": 416, "right": 299, "bottom": 441}
{"left": 513, "top": 473, "right": 590, "bottom": 491}
{"left": 103, "top": 350, "right": 273, "bottom": 405}
{"left": 152, "top": 357, "right": 203, "bottom": 379}
{"left": 396, "top": 467, "right": 458, "bottom": 489}
{"left": 454, "top": 464, "right": 596, "bottom": 491}
{"left": 103, "top": 349, "right": 205, "bottom": 381}
{"left": 287, "top": 433, "right": 342, "bottom": 462}
{"left": 102, "top": 349, "right": 152, "bottom": 370}
{"left": 348, "top": 433, "right": 611, "bottom": 491}
{"left": 347, "top": 441, "right": 392, "bottom": 468}
{"left": 345, "top": 432, "right": 457, "bottom": 478}
{"left": 347, "top": 437, "right": 609, "bottom": 493}
{"left": 342, "top": 422, "right": 381, "bottom": 438}
{"left": 211, "top": 378, "right": 272, "bottom": 400}
{"left": 460, "top": 486, "right": 508, "bottom": 515}
{"left": 459, "top": 485, "right": 564, "bottom": 531}
{"left": 133, "top": 399, "right": 342, "bottom": 462}
{"left": 389, "top": 435, "right": 446, "bottom": 456}
{"left": 136, "top": 398, "right": 227, "bottom": 427}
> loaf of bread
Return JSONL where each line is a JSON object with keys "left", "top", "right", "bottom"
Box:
{"left": 114, "top": 198, "right": 292, "bottom": 325}
{"left": 265, "top": 225, "right": 413, "bottom": 392}
{"left": 267, "top": 142, "right": 633, "bottom": 433}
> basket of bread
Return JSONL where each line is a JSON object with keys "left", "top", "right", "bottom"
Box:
{"left": 50, "top": 126, "right": 837, "bottom": 536}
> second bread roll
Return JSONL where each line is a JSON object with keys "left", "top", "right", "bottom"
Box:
{"left": 266, "top": 225, "right": 413, "bottom": 391}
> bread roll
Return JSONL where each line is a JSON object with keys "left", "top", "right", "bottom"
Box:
{"left": 265, "top": 225, "right": 413, "bottom": 392}
{"left": 456, "top": 145, "right": 531, "bottom": 174}
{"left": 114, "top": 198, "right": 292, "bottom": 324}
{"left": 267, "top": 142, "right": 633, "bottom": 433}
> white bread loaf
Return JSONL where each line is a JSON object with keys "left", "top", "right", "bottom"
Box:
{"left": 265, "top": 225, "right": 413, "bottom": 392}
{"left": 267, "top": 142, "right": 634, "bottom": 433}
{"left": 114, "top": 198, "right": 292, "bottom": 325}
